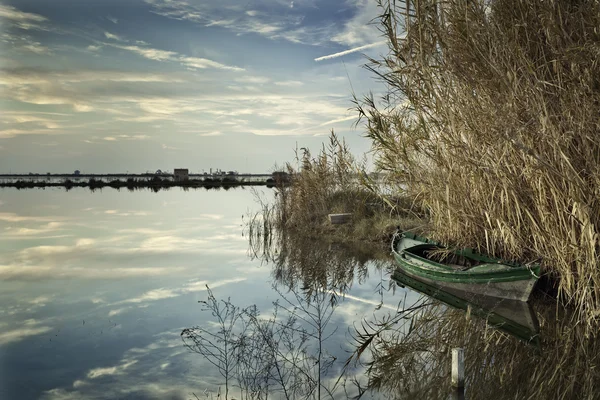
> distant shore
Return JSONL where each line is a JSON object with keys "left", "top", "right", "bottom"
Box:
{"left": 0, "top": 177, "right": 287, "bottom": 191}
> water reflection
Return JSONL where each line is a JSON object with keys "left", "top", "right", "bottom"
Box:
{"left": 392, "top": 271, "right": 540, "bottom": 346}
{"left": 247, "top": 224, "right": 600, "bottom": 400}
{"left": 3, "top": 187, "right": 594, "bottom": 400}
{"left": 349, "top": 279, "right": 598, "bottom": 399}
{"left": 0, "top": 189, "right": 401, "bottom": 399}
{"left": 247, "top": 224, "right": 392, "bottom": 298}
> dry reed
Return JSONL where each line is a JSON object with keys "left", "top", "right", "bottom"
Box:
{"left": 360, "top": 0, "right": 600, "bottom": 329}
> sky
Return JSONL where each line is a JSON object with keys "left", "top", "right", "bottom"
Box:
{"left": 0, "top": 0, "right": 389, "bottom": 174}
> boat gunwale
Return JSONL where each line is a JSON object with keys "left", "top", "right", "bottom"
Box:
{"left": 395, "top": 253, "right": 539, "bottom": 283}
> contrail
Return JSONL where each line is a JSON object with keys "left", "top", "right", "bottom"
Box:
{"left": 314, "top": 41, "right": 387, "bottom": 62}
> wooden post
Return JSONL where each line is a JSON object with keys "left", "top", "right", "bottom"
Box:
{"left": 452, "top": 348, "right": 465, "bottom": 388}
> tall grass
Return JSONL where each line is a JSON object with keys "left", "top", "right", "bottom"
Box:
{"left": 360, "top": 0, "right": 600, "bottom": 328}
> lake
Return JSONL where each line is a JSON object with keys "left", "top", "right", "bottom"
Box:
{"left": 1, "top": 188, "right": 597, "bottom": 400}
{"left": 0, "top": 188, "right": 413, "bottom": 400}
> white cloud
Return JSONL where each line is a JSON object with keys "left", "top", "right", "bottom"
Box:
{"left": 22, "top": 42, "right": 52, "bottom": 55}
{"left": 330, "top": 0, "right": 383, "bottom": 47}
{"left": 234, "top": 75, "right": 269, "bottom": 84}
{"left": 198, "top": 130, "right": 222, "bottom": 136}
{"left": 146, "top": 0, "right": 325, "bottom": 44}
{"left": 105, "top": 41, "right": 244, "bottom": 71}
{"left": 41, "top": 333, "right": 203, "bottom": 400}
{"left": 0, "top": 212, "right": 62, "bottom": 223}
{"left": 179, "top": 56, "right": 244, "bottom": 71}
{"left": 274, "top": 80, "right": 304, "bottom": 87}
{"left": 104, "top": 31, "right": 125, "bottom": 42}
{"left": 0, "top": 5, "right": 47, "bottom": 23}
{"left": 115, "top": 277, "right": 246, "bottom": 305}
{"left": 7, "top": 222, "right": 65, "bottom": 236}
{"left": 113, "top": 44, "right": 177, "bottom": 61}
{"left": 108, "top": 308, "right": 129, "bottom": 317}
{"left": 120, "top": 288, "right": 179, "bottom": 304}
{"left": 0, "top": 324, "right": 52, "bottom": 345}
{"left": 87, "top": 360, "right": 138, "bottom": 379}
{"left": 0, "top": 265, "right": 187, "bottom": 281}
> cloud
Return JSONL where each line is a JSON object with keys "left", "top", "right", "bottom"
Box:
{"left": 146, "top": 0, "right": 322, "bottom": 44}
{"left": 107, "top": 308, "right": 129, "bottom": 317}
{"left": 197, "top": 130, "right": 222, "bottom": 137}
{"left": 234, "top": 76, "right": 269, "bottom": 84}
{"left": 330, "top": 0, "right": 383, "bottom": 47}
{"left": 22, "top": 42, "right": 52, "bottom": 55}
{"left": 0, "top": 68, "right": 184, "bottom": 84}
{"left": 87, "top": 360, "right": 138, "bottom": 379}
{"left": 105, "top": 42, "right": 244, "bottom": 71}
{"left": 41, "top": 333, "right": 204, "bottom": 400}
{"left": 0, "top": 5, "right": 47, "bottom": 23}
{"left": 119, "top": 288, "right": 179, "bottom": 304}
{"left": 6, "top": 222, "right": 66, "bottom": 236}
{"left": 106, "top": 16, "right": 118, "bottom": 24}
{"left": 115, "top": 277, "right": 246, "bottom": 305}
{"left": 314, "top": 41, "right": 387, "bottom": 61}
{"left": 104, "top": 32, "right": 125, "bottom": 42}
{"left": 179, "top": 56, "right": 244, "bottom": 71}
{"left": 0, "top": 212, "right": 63, "bottom": 223}
{"left": 103, "top": 135, "right": 149, "bottom": 141}
{"left": 0, "top": 320, "right": 52, "bottom": 345}
{"left": 112, "top": 43, "right": 177, "bottom": 61}
{"left": 274, "top": 80, "right": 304, "bottom": 87}
{"left": 0, "top": 265, "right": 187, "bottom": 281}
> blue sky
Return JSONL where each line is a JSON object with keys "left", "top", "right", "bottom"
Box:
{"left": 0, "top": 0, "right": 388, "bottom": 173}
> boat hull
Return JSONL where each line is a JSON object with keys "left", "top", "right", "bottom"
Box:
{"left": 394, "top": 259, "right": 537, "bottom": 301}
{"left": 392, "top": 233, "right": 540, "bottom": 302}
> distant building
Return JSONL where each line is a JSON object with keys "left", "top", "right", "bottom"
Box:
{"left": 174, "top": 168, "right": 189, "bottom": 181}
{"left": 155, "top": 169, "right": 162, "bottom": 175}
{"left": 272, "top": 171, "right": 290, "bottom": 183}
{"left": 74, "top": 170, "right": 81, "bottom": 176}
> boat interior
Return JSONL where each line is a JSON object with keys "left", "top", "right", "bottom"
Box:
{"left": 405, "top": 244, "right": 484, "bottom": 271}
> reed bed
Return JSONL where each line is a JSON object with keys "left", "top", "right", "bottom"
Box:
{"left": 360, "top": 0, "right": 600, "bottom": 328}
{"left": 252, "top": 131, "right": 423, "bottom": 246}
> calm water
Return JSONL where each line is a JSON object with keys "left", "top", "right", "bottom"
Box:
{"left": 3, "top": 188, "right": 596, "bottom": 400}
{"left": 0, "top": 188, "right": 413, "bottom": 400}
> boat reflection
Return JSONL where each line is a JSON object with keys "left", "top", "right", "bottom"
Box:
{"left": 392, "top": 270, "right": 540, "bottom": 346}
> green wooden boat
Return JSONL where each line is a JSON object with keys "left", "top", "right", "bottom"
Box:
{"left": 392, "top": 232, "right": 541, "bottom": 302}
{"left": 392, "top": 270, "right": 540, "bottom": 345}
